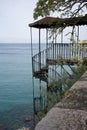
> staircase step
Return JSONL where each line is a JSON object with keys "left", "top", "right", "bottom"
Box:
{"left": 33, "top": 71, "right": 48, "bottom": 82}
{"left": 41, "top": 66, "right": 48, "bottom": 72}
{"left": 47, "top": 59, "right": 78, "bottom": 65}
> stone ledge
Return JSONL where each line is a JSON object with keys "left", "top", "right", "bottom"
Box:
{"left": 35, "top": 71, "right": 87, "bottom": 130}
{"left": 35, "top": 108, "right": 87, "bottom": 130}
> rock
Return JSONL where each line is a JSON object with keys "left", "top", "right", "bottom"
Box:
{"left": 17, "top": 127, "right": 30, "bottom": 130}
{"left": 35, "top": 108, "right": 87, "bottom": 130}
{"left": 0, "top": 124, "right": 7, "bottom": 130}
{"left": 25, "top": 116, "right": 32, "bottom": 122}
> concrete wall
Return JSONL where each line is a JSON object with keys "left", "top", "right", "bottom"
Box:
{"left": 35, "top": 71, "right": 87, "bottom": 130}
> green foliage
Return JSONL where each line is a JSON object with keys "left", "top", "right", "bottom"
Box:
{"left": 48, "top": 63, "right": 86, "bottom": 108}
{"left": 33, "top": 0, "right": 87, "bottom": 20}
{"left": 47, "top": 91, "right": 61, "bottom": 110}
{"left": 33, "top": 0, "right": 49, "bottom": 19}
{"left": 36, "top": 63, "right": 87, "bottom": 123}
{"left": 82, "top": 58, "right": 87, "bottom": 66}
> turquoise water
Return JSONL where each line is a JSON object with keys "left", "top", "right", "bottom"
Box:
{"left": 0, "top": 43, "right": 37, "bottom": 129}
{"left": 0, "top": 43, "right": 74, "bottom": 130}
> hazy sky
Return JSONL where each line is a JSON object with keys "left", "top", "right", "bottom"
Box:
{"left": 0, "top": 0, "right": 38, "bottom": 43}
{"left": 0, "top": 0, "right": 87, "bottom": 43}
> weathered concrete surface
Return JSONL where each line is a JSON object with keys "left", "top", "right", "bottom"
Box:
{"left": 35, "top": 71, "right": 87, "bottom": 130}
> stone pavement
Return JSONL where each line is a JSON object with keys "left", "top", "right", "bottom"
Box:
{"left": 35, "top": 71, "right": 87, "bottom": 130}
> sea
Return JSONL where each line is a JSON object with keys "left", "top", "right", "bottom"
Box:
{"left": 0, "top": 43, "right": 41, "bottom": 130}
{"left": 0, "top": 43, "right": 74, "bottom": 130}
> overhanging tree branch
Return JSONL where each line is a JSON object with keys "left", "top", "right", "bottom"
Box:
{"left": 33, "top": 0, "right": 87, "bottom": 19}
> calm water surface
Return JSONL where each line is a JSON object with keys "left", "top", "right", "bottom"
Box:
{"left": 0, "top": 43, "right": 73, "bottom": 129}
{"left": 0, "top": 43, "right": 39, "bottom": 130}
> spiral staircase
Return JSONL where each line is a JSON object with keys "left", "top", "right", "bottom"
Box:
{"left": 32, "top": 42, "right": 87, "bottom": 113}
{"left": 32, "top": 43, "right": 85, "bottom": 83}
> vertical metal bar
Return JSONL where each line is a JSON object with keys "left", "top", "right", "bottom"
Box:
{"left": 30, "top": 27, "right": 33, "bottom": 57}
{"left": 58, "top": 43, "right": 59, "bottom": 56}
{"left": 54, "top": 32, "right": 56, "bottom": 43}
{"left": 53, "top": 43, "right": 54, "bottom": 59}
{"left": 39, "top": 29, "right": 41, "bottom": 53}
{"left": 77, "top": 26, "right": 79, "bottom": 59}
{"left": 46, "top": 29, "right": 48, "bottom": 66}
{"left": 61, "top": 31, "right": 63, "bottom": 59}
{"left": 63, "top": 44, "right": 65, "bottom": 59}
{"left": 39, "top": 29, "right": 41, "bottom": 70}
{"left": 55, "top": 43, "right": 56, "bottom": 59}
{"left": 59, "top": 44, "right": 60, "bottom": 57}
{"left": 77, "top": 26, "right": 79, "bottom": 43}
{"left": 30, "top": 27, "right": 35, "bottom": 126}
{"left": 39, "top": 79, "right": 42, "bottom": 107}
{"left": 57, "top": 43, "right": 58, "bottom": 59}
{"left": 46, "top": 29, "right": 49, "bottom": 90}
{"left": 61, "top": 31, "right": 63, "bottom": 44}
{"left": 69, "top": 44, "right": 71, "bottom": 59}
{"left": 81, "top": 43, "right": 82, "bottom": 59}
{"left": 46, "top": 29, "right": 48, "bottom": 49}
{"left": 38, "top": 29, "right": 42, "bottom": 109}
{"left": 54, "top": 43, "right": 56, "bottom": 59}
{"left": 72, "top": 43, "right": 73, "bottom": 58}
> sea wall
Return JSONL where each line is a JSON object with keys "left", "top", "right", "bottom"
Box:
{"left": 35, "top": 71, "right": 87, "bottom": 130}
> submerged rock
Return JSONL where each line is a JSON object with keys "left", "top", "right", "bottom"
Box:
{"left": 0, "top": 124, "right": 7, "bottom": 130}
{"left": 25, "top": 116, "right": 34, "bottom": 122}
{"left": 17, "top": 127, "right": 30, "bottom": 130}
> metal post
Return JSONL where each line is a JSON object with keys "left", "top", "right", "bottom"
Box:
{"left": 46, "top": 29, "right": 49, "bottom": 90}
{"left": 30, "top": 27, "right": 33, "bottom": 57}
{"left": 46, "top": 29, "right": 48, "bottom": 65}
{"left": 77, "top": 26, "right": 79, "bottom": 43}
{"left": 61, "top": 30, "right": 63, "bottom": 44}
{"left": 46, "top": 29, "right": 48, "bottom": 49}
{"left": 39, "top": 29, "right": 41, "bottom": 70}
{"left": 38, "top": 28, "right": 42, "bottom": 109}
{"left": 30, "top": 27, "right": 35, "bottom": 126}
{"left": 39, "top": 29, "right": 41, "bottom": 53}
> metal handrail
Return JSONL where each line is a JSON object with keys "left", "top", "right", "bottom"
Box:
{"left": 32, "top": 42, "right": 87, "bottom": 74}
